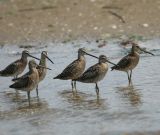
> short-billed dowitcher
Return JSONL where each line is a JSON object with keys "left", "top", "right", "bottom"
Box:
{"left": 54, "top": 48, "right": 98, "bottom": 93}
{"left": 76, "top": 55, "right": 117, "bottom": 97}
{"left": 0, "top": 50, "right": 40, "bottom": 79}
{"left": 10, "top": 60, "right": 48, "bottom": 106}
{"left": 36, "top": 51, "right": 54, "bottom": 96}
{"left": 111, "top": 42, "right": 154, "bottom": 85}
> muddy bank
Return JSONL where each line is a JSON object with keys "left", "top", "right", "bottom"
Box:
{"left": 0, "top": 0, "right": 160, "bottom": 44}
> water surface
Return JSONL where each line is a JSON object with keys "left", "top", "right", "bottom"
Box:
{"left": 0, "top": 39, "right": 160, "bottom": 135}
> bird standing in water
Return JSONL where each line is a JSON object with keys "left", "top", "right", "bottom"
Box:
{"left": 36, "top": 51, "right": 54, "bottom": 97}
{"left": 10, "top": 60, "right": 49, "bottom": 106}
{"left": 76, "top": 55, "right": 117, "bottom": 98}
{"left": 54, "top": 48, "right": 98, "bottom": 93}
{"left": 111, "top": 42, "right": 154, "bottom": 85}
{"left": 0, "top": 50, "right": 40, "bottom": 79}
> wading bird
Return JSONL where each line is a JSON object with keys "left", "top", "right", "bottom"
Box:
{"left": 36, "top": 51, "right": 54, "bottom": 97}
{"left": 111, "top": 42, "right": 154, "bottom": 85}
{"left": 76, "top": 55, "right": 117, "bottom": 98}
{"left": 0, "top": 50, "right": 40, "bottom": 79}
{"left": 10, "top": 60, "right": 49, "bottom": 106}
{"left": 54, "top": 48, "right": 98, "bottom": 93}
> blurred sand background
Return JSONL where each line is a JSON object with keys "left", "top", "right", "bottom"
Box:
{"left": 0, "top": 0, "right": 160, "bottom": 44}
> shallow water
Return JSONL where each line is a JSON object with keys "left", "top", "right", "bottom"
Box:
{"left": 0, "top": 39, "right": 160, "bottom": 135}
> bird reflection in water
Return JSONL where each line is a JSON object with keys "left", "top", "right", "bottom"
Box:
{"left": 116, "top": 85, "right": 142, "bottom": 106}
{"left": 5, "top": 90, "right": 47, "bottom": 109}
{"left": 17, "top": 98, "right": 48, "bottom": 110}
{"left": 59, "top": 90, "right": 107, "bottom": 110}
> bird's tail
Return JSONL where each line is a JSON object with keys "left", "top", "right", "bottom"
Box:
{"left": 111, "top": 65, "right": 117, "bottom": 71}
{"left": 9, "top": 81, "right": 23, "bottom": 90}
{"left": 53, "top": 75, "right": 60, "bottom": 79}
{"left": 0, "top": 70, "right": 9, "bottom": 76}
{"left": 12, "top": 78, "right": 19, "bottom": 82}
{"left": 53, "top": 74, "right": 68, "bottom": 80}
{"left": 9, "top": 84, "right": 15, "bottom": 88}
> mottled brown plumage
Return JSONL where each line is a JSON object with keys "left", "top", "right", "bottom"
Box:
{"left": 54, "top": 48, "right": 98, "bottom": 93}
{"left": 10, "top": 60, "right": 40, "bottom": 106}
{"left": 77, "top": 57, "right": 108, "bottom": 83}
{"left": 54, "top": 55, "right": 86, "bottom": 80}
{"left": 111, "top": 43, "right": 154, "bottom": 85}
{"left": 0, "top": 50, "right": 40, "bottom": 79}
{"left": 76, "top": 55, "right": 116, "bottom": 97}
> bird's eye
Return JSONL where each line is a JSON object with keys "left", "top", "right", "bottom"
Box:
{"left": 25, "top": 50, "right": 29, "bottom": 53}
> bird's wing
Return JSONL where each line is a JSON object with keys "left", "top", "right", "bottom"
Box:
{"left": 10, "top": 76, "right": 30, "bottom": 89}
{"left": 12, "top": 71, "right": 31, "bottom": 81}
{"left": 0, "top": 61, "right": 19, "bottom": 76}
{"left": 77, "top": 63, "right": 100, "bottom": 81}
{"left": 116, "top": 55, "right": 131, "bottom": 69}
{"left": 56, "top": 59, "right": 79, "bottom": 79}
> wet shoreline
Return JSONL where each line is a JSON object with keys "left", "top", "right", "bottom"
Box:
{"left": 0, "top": 39, "right": 160, "bottom": 135}
{"left": 0, "top": 0, "right": 160, "bottom": 134}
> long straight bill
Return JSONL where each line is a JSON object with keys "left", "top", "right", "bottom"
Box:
{"left": 45, "top": 55, "right": 54, "bottom": 64}
{"left": 85, "top": 52, "right": 99, "bottom": 59}
{"left": 107, "top": 60, "right": 117, "bottom": 66}
{"left": 140, "top": 48, "right": 154, "bottom": 56}
{"left": 28, "top": 54, "right": 40, "bottom": 60}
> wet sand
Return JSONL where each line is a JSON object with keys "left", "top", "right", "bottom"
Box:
{"left": 0, "top": 0, "right": 160, "bottom": 44}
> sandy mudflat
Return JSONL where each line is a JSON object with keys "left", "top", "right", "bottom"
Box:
{"left": 0, "top": 0, "right": 160, "bottom": 44}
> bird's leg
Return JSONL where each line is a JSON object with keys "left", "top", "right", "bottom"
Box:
{"left": 95, "top": 83, "right": 100, "bottom": 98}
{"left": 127, "top": 71, "right": 130, "bottom": 84}
{"left": 27, "top": 91, "right": 31, "bottom": 106}
{"left": 15, "top": 76, "right": 19, "bottom": 94}
{"left": 71, "top": 80, "right": 74, "bottom": 93}
{"left": 36, "top": 85, "right": 39, "bottom": 98}
{"left": 129, "top": 70, "right": 132, "bottom": 85}
{"left": 74, "top": 81, "right": 77, "bottom": 93}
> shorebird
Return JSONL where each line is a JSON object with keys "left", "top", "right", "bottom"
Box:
{"left": 0, "top": 50, "right": 40, "bottom": 79}
{"left": 10, "top": 60, "right": 49, "bottom": 106}
{"left": 12, "top": 51, "right": 53, "bottom": 97}
{"left": 36, "top": 51, "right": 54, "bottom": 97}
{"left": 53, "top": 48, "right": 98, "bottom": 93}
{"left": 111, "top": 42, "right": 154, "bottom": 85}
{"left": 76, "top": 55, "right": 117, "bottom": 97}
